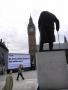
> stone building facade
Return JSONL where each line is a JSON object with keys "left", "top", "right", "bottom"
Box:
{"left": 0, "top": 39, "right": 9, "bottom": 74}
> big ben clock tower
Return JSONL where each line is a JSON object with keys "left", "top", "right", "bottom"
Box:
{"left": 27, "top": 16, "right": 37, "bottom": 69}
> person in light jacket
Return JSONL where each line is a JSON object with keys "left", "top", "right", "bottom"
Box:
{"left": 2, "top": 70, "right": 13, "bottom": 90}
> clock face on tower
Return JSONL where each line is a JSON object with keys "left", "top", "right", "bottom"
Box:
{"left": 29, "top": 28, "right": 34, "bottom": 32}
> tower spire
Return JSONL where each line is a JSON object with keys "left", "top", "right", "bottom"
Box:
{"left": 27, "top": 15, "right": 37, "bottom": 69}
{"left": 28, "top": 15, "right": 35, "bottom": 30}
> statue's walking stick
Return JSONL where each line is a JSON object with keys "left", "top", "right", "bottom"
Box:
{"left": 57, "top": 31, "right": 60, "bottom": 49}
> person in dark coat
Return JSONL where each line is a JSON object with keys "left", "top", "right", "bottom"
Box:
{"left": 16, "top": 64, "right": 24, "bottom": 80}
{"left": 38, "top": 11, "right": 60, "bottom": 51}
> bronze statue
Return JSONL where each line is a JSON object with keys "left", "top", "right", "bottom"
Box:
{"left": 38, "top": 11, "right": 60, "bottom": 51}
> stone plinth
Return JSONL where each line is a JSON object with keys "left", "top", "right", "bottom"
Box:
{"left": 36, "top": 50, "right": 68, "bottom": 89}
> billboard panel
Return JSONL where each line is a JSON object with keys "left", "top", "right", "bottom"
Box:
{"left": 8, "top": 53, "right": 31, "bottom": 69}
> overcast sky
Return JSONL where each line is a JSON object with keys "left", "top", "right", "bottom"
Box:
{"left": 0, "top": 0, "right": 68, "bottom": 53}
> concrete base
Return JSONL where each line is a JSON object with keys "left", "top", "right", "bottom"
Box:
{"left": 36, "top": 50, "right": 68, "bottom": 90}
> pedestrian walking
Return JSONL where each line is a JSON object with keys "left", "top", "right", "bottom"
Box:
{"left": 2, "top": 70, "right": 13, "bottom": 90}
{"left": 16, "top": 64, "right": 24, "bottom": 80}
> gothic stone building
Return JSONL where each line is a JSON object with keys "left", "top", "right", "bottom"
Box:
{"left": 0, "top": 39, "right": 9, "bottom": 74}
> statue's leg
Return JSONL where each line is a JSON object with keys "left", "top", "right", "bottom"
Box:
{"left": 49, "top": 42, "right": 53, "bottom": 50}
{"left": 37, "top": 86, "right": 40, "bottom": 90}
{"left": 39, "top": 41, "right": 43, "bottom": 52}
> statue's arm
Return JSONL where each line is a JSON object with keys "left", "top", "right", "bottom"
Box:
{"left": 38, "top": 17, "right": 41, "bottom": 31}
{"left": 54, "top": 17, "right": 60, "bottom": 31}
